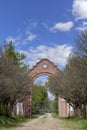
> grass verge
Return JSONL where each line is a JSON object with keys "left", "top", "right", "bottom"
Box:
{"left": 0, "top": 116, "right": 30, "bottom": 128}
{"left": 0, "top": 114, "right": 42, "bottom": 128}
{"left": 52, "top": 113, "right": 87, "bottom": 130}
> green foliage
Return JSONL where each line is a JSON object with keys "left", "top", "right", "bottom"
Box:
{"left": 48, "top": 98, "right": 58, "bottom": 113}
{"left": 46, "top": 73, "right": 63, "bottom": 97}
{"left": 52, "top": 115, "right": 87, "bottom": 129}
{"left": 0, "top": 116, "right": 30, "bottom": 128}
{"left": 64, "top": 56, "right": 87, "bottom": 117}
{"left": 53, "top": 97, "right": 58, "bottom": 113}
{"left": 0, "top": 41, "right": 31, "bottom": 117}
{"left": 0, "top": 103, "right": 5, "bottom": 116}
{"left": 4, "top": 40, "right": 29, "bottom": 71}
{"left": 32, "top": 85, "right": 49, "bottom": 114}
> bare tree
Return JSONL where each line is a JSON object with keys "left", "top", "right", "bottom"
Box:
{"left": 76, "top": 30, "right": 87, "bottom": 56}
{"left": 64, "top": 56, "right": 87, "bottom": 117}
{"left": 47, "top": 55, "right": 87, "bottom": 118}
{"left": 0, "top": 46, "right": 31, "bottom": 116}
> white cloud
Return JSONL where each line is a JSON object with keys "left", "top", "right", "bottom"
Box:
{"left": 6, "top": 36, "right": 21, "bottom": 46}
{"left": 76, "top": 26, "right": 87, "bottom": 31}
{"left": 26, "top": 32, "right": 37, "bottom": 42}
{"left": 6, "top": 21, "right": 38, "bottom": 46}
{"left": 6, "top": 36, "right": 15, "bottom": 43}
{"left": 27, "top": 34, "right": 37, "bottom": 41}
{"left": 83, "top": 21, "right": 87, "bottom": 26}
{"left": 72, "top": 0, "right": 87, "bottom": 20}
{"left": 18, "top": 44, "right": 73, "bottom": 69}
{"left": 50, "top": 21, "right": 74, "bottom": 32}
{"left": 6, "top": 32, "right": 37, "bottom": 46}
{"left": 76, "top": 21, "right": 87, "bottom": 31}
{"left": 22, "top": 32, "right": 37, "bottom": 45}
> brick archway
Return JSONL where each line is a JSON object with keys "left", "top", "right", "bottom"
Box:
{"left": 27, "top": 59, "right": 60, "bottom": 80}
{"left": 14, "top": 59, "right": 69, "bottom": 117}
{"left": 26, "top": 59, "right": 69, "bottom": 117}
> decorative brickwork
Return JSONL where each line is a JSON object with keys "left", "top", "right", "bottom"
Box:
{"left": 13, "top": 59, "right": 69, "bottom": 117}
{"left": 27, "top": 59, "right": 60, "bottom": 80}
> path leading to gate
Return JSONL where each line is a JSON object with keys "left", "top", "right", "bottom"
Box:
{"left": 5, "top": 113, "right": 74, "bottom": 130}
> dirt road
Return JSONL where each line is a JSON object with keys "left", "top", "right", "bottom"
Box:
{"left": 3, "top": 113, "right": 73, "bottom": 130}
{"left": 3, "top": 113, "right": 79, "bottom": 130}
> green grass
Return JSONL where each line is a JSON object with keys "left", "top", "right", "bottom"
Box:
{"left": 63, "top": 117, "right": 87, "bottom": 130}
{"left": 0, "top": 115, "right": 32, "bottom": 128}
{"left": 0, "top": 114, "right": 41, "bottom": 128}
{"left": 52, "top": 113, "right": 87, "bottom": 130}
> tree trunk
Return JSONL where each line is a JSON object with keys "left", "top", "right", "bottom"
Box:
{"left": 74, "top": 107, "right": 81, "bottom": 117}
{"left": 81, "top": 104, "right": 86, "bottom": 118}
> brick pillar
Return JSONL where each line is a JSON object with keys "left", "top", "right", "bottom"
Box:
{"left": 23, "top": 94, "right": 32, "bottom": 116}
{"left": 58, "top": 97, "right": 69, "bottom": 117}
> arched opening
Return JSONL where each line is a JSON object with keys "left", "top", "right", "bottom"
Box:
{"left": 32, "top": 75, "right": 56, "bottom": 115}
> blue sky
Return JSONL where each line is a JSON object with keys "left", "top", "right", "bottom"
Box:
{"left": 1, "top": 0, "right": 87, "bottom": 99}
{"left": 0, "top": 0, "right": 87, "bottom": 69}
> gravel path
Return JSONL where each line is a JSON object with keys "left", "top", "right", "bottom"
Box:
{"left": 3, "top": 113, "right": 73, "bottom": 130}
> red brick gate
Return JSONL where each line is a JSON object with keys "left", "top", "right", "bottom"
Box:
{"left": 14, "top": 59, "right": 69, "bottom": 117}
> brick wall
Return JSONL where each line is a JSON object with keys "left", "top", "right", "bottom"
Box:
{"left": 58, "top": 97, "right": 69, "bottom": 117}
